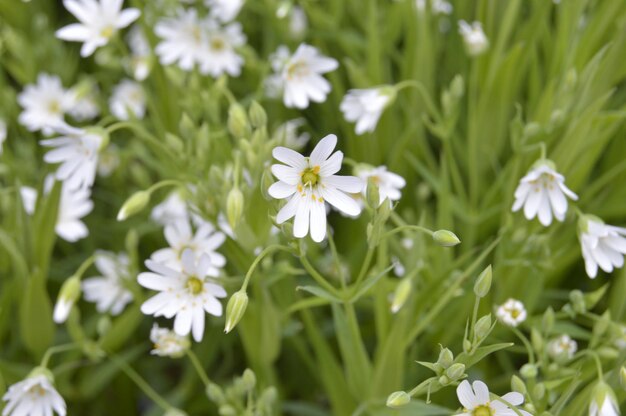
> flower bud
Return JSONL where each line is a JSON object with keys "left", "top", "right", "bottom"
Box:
{"left": 589, "top": 381, "right": 619, "bottom": 416}
{"left": 117, "top": 190, "right": 150, "bottom": 221}
{"left": 473, "top": 265, "right": 492, "bottom": 298}
{"left": 432, "top": 230, "right": 461, "bottom": 247}
{"left": 390, "top": 278, "right": 412, "bottom": 314}
{"left": 28, "top": 366, "right": 54, "bottom": 382}
{"left": 97, "top": 316, "right": 112, "bottom": 337}
{"left": 542, "top": 307, "right": 555, "bottom": 333}
{"left": 438, "top": 375, "right": 450, "bottom": 386}
{"left": 249, "top": 101, "right": 267, "bottom": 129}
{"left": 445, "top": 363, "right": 465, "bottom": 381}
{"left": 463, "top": 339, "right": 472, "bottom": 353}
{"left": 533, "top": 383, "right": 545, "bottom": 400}
{"left": 436, "top": 348, "right": 454, "bottom": 369}
{"left": 224, "top": 290, "right": 248, "bottom": 334}
{"left": 366, "top": 176, "right": 381, "bottom": 208}
{"left": 386, "top": 391, "right": 410, "bottom": 408}
{"left": 450, "top": 75, "right": 464, "bottom": 98}
{"left": 227, "top": 103, "right": 250, "bottom": 139}
{"left": 218, "top": 405, "right": 237, "bottom": 416}
{"left": 620, "top": 366, "right": 626, "bottom": 391}
{"left": 520, "top": 363, "right": 538, "bottom": 379}
{"left": 569, "top": 290, "right": 586, "bottom": 314}
{"left": 511, "top": 375, "right": 527, "bottom": 394}
{"left": 53, "top": 276, "right": 81, "bottom": 324}
{"left": 226, "top": 188, "right": 244, "bottom": 230}
{"left": 242, "top": 368, "right": 256, "bottom": 391}
{"left": 531, "top": 328, "right": 543, "bottom": 353}
{"left": 206, "top": 383, "right": 226, "bottom": 404}
{"left": 474, "top": 314, "right": 492, "bottom": 340}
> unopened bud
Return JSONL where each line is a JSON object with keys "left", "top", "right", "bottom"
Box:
{"left": 227, "top": 103, "right": 250, "bottom": 138}
{"left": 520, "top": 363, "right": 538, "bottom": 379}
{"left": 474, "top": 314, "right": 492, "bottom": 340}
{"left": 242, "top": 368, "right": 256, "bottom": 391}
{"left": 463, "top": 339, "right": 472, "bottom": 353}
{"left": 473, "top": 265, "right": 492, "bottom": 298}
{"left": 97, "top": 316, "right": 112, "bottom": 337}
{"left": 224, "top": 290, "right": 248, "bottom": 334}
{"left": 569, "top": 290, "right": 586, "bottom": 314}
{"left": 206, "top": 383, "right": 226, "bottom": 404}
{"left": 117, "top": 190, "right": 150, "bottom": 221}
{"left": 249, "top": 101, "right": 267, "bottom": 128}
{"left": 433, "top": 230, "right": 461, "bottom": 247}
{"left": 366, "top": 176, "right": 381, "bottom": 208}
{"left": 531, "top": 328, "right": 543, "bottom": 353}
{"left": 533, "top": 383, "right": 545, "bottom": 400}
{"left": 438, "top": 375, "right": 450, "bottom": 386}
{"left": 590, "top": 381, "right": 618, "bottom": 414}
{"left": 437, "top": 348, "right": 454, "bottom": 369}
{"left": 226, "top": 188, "right": 244, "bottom": 230}
{"left": 390, "top": 278, "right": 412, "bottom": 314}
{"left": 511, "top": 375, "right": 527, "bottom": 394}
{"left": 445, "top": 363, "right": 465, "bottom": 381}
{"left": 386, "top": 391, "right": 410, "bottom": 408}
{"left": 53, "top": 276, "right": 81, "bottom": 324}
{"left": 542, "top": 307, "right": 555, "bottom": 333}
{"left": 218, "top": 404, "right": 237, "bottom": 416}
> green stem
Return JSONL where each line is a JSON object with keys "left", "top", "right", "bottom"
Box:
{"left": 511, "top": 327, "right": 536, "bottom": 364}
{"left": 491, "top": 393, "right": 524, "bottom": 416}
{"left": 241, "top": 244, "right": 293, "bottom": 291}
{"left": 186, "top": 350, "right": 212, "bottom": 387}
{"left": 381, "top": 225, "right": 434, "bottom": 240}
{"left": 326, "top": 227, "right": 347, "bottom": 289}
{"left": 575, "top": 350, "right": 603, "bottom": 379}
{"left": 147, "top": 179, "right": 185, "bottom": 195}
{"left": 73, "top": 255, "right": 96, "bottom": 279}
{"left": 353, "top": 245, "right": 375, "bottom": 288}
{"left": 394, "top": 80, "right": 441, "bottom": 121}
{"left": 299, "top": 253, "right": 342, "bottom": 297}
{"left": 469, "top": 297, "right": 480, "bottom": 345}
{"left": 40, "top": 343, "right": 79, "bottom": 369}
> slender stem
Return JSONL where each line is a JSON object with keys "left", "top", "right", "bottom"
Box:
{"left": 575, "top": 350, "right": 603, "bottom": 379}
{"left": 394, "top": 80, "right": 441, "bottom": 120}
{"left": 408, "top": 377, "right": 435, "bottom": 397}
{"left": 186, "top": 350, "right": 211, "bottom": 387}
{"left": 469, "top": 297, "right": 480, "bottom": 345}
{"left": 40, "top": 343, "right": 79, "bottom": 369}
{"left": 353, "top": 246, "right": 375, "bottom": 288}
{"left": 382, "top": 225, "right": 434, "bottom": 240}
{"left": 147, "top": 179, "right": 185, "bottom": 195}
{"left": 511, "top": 327, "right": 536, "bottom": 364}
{"left": 241, "top": 244, "right": 293, "bottom": 291}
{"left": 539, "top": 142, "right": 547, "bottom": 160}
{"left": 326, "top": 227, "right": 347, "bottom": 289}
{"left": 299, "top": 254, "right": 342, "bottom": 296}
{"left": 73, "top": 255, "right": 96, "bottom": 280}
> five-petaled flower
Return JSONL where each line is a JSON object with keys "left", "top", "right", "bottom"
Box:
{"left": 455, "top": 380, "right": 531, "bottom": 416}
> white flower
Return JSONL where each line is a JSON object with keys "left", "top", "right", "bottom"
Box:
{"left": 496, "top": 298, "right": 527, "bottom": 327}
{"left": 138, "top": 249, "right": 227, "bottom": 342}
{"left": 275, "top": 118, "right": 310, "bottom": 150}
{"left": 458, "top": 20, "right": 489, "bottom": 56}
{"left": 150, "top": 324, "right": 190, "bottom": 358}
{"left": 40, "top": 126, "right": 103, "bottom": 191}
{"left": 18, "top": 73, "right": 74, "bottom": 134}
{"left": 268, "top": 134, "right": 364, "bottom": 242}
{"left": 109, "top": 79, "right": 145, "bottom": 120}
{"left": 151, "top": 192, "right": 190, "bottom": 226}
{"left": 512, "top": 160, "right": 578, "bottom": 226}
{"left": 20, "top": 187, "right": 37, "bottom": 215}
{"left": 68, "top": 90, "right": 100, "bottom": 121}
{"left": 0, "top": 119, "right": 6, "bottom": 155}
{"left": 198, "top": 20, "right": 246, "bottom": 78}
{"left": 579, "top": 217, "right": 626, "bottom": 279}
{"left": 205, "top": 0, "right": 244, "bottom": 22}
{"left": 548, "top": 334, "right": 577, "bottom": 360}
{"left": 82, "top": 251, "right": 134, "bottom": 315}
{"left": 2, "top": 372, "right": 66, "bottom": 416}
{"left": 97, "top": 143, "right": 120, "bottom": 177}
{"left": 127, "top": 26, "right": 152, "bottom": 81}
{"left": 589, "top": 382, "right": 620, "bottom": 416}
{"left": 271, "top": 44, "right": 338, "bottom": 109}
{"left": 289, "top": 6, "right": 307, "bottom": 38}
{"left": 416, "top": 0, "right": 453, "bottom": 15}
{"left": 151, "top": 219, "right": 226, "bottom": 274}
{"left": 356, "top": 165, "right": 406, "bottom": 206}
{"left": 340, "top": 88, "right": 394, "bottom": 135}
{"left": 56, "top": 0, "right": 140, "bottom": 57}
{"left": 455, "top": 380, "right": 531, "bottom": 416}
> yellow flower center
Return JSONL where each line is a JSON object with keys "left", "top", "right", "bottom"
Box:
{"left": 472, "top": 405, "right": 494, "bottom": 416}
{"left": 48, "top": 100, "right": 61, "bottom": 114}
{"left": 28, "top": 385, "right": 46, "bottom": 397}
{"left": 186, "top": 276, "right": 204, "bottom": 295}
{"left": 100, "top": 25, "right": 115, "bottom": 39}
{"left": 301, "top": 166, "right": 320, "bottom": 187}
{"left": 191, "top": 26, "right": 202, "bottom": 42}
{"left": 210, "top": 37, "right": 225, "bottom": 51}
{"left": 286, "top": 61, "right": 308, "bottom": 80}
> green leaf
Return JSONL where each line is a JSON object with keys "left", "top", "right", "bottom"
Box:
{"left": 455, "top": 343, "right": 514, "bottom": 369}
{"left": 99, "top": 306, "right": 144, "bottom": 352}
{"left": 19, "top": 276, "right": 54, "bottom": 358}
{"left": 348, "top": 264, "right": 394, "bottom": 303}
{"left": 296, "top": 285, "right": 343, "bottom": 303}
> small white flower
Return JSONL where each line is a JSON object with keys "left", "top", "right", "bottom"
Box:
{"left": 458, "top": 20, "right": 489, "bottom": 56}
{"left": 455, "top": 380, "right": 531, "bottom": 416}
{"left": 198, "top": 20, "right": 246, "bottom": 78}
{"left": 579, "top": 217, "right": 626, "bottom": 279}
{"left": 40, "top": 126, "right": 103, "bottom": 191}
{"left": 512, "top": 160, "right": 578, "bottom": 226}
{"left": 139, "top": 249, "right": 227, "bottom": 342}
{"left": 340, "top": 88, "right": 394, "bottom": 135}
{"left": 109, "top": 79, "right": 146, "bottom": 120}
{"left": 0, "top": 119, "right": 6, "bottom": 155}
{"left": 416, "top": 0, "right": 453, "bottom": 15}
{"left": 97, "top": 143, "right": 120, "bottom": 177}
{"left": 289, "top": 6, "right": 307, "bottom": 38}
{"left": 275, "top": 118, "right": 310, "bottom": 150}
{"left": 18, "top": 73, "right": 74, "bottom": 134}
{"left": 548, "top": 334, "right": 577, "bottom": 360}
{"left": 68, "top": 89, "right": 100, "bottom": 121}
{"left": 151, "top": 192, "right": 191, "bottom": 226}
{"left": 151, "top": 218, "right": 226, "bottom": 274}
{"left": 356, "top": 165, "right": 406, "bottom": 206}
{"left": 82, "top": 251, "right": 134, "bottom": 315}
{"left": 205, "top": 0, "right": 244, "bottom": 22}
{"left": 268, "top": 134, "right": 364, "bottom": 242}
{"left": 127, "top": 26, "right": 152, "bottom": 81}
{"left": 271, "top": 44, "right": 338, "bottom": 109}
{"left": 496, "top": 298, "right": 527, "bottom": 327}
{"left": 2, "top": 372, "right": 66, "bottom": 416}
{"left": 150, "top": 324, "right": 190, "bottom": 358}
{"left": 589, "top": 381, "right": 620, "bottom": 416}
{"left": 56, "top": 0, "right": 140, "bottom": 57}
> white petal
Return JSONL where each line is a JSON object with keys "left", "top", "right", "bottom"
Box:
{"left": 276, "top": 194, "right": 300, "bottom": 224}
{"left": 309, "top": 134, "right": 337, "bottom": 166}
{"left": 323, "top": 175, "right": 364, "bottom": 193}
{"left": 456, "top": 380, "right": 478, "bottom": 409}
{"left": 268, "top": 181, "right": 296, "bottom": 199}
{"left": 472, "top": 380, "right": 490, "bottom": 404}
{"left": 547, "top": 186, "right": 567, "bottom": 216}
{"left": 320, "top": 186, "right": 361, "bottom": 217}
{"left": 309, "top": 199, "right": 327, "bottom": 242}
{"left": 271, "top": 164, "right": 301, "bottom": 185}
{"left": 191, "top": 306, "right": 205, "bottom": 342}
{"left": 174, "top": 307, "right": 193, "bottom": 336}
{"left": 272, "top": 146, "right": 306, "bottom": 169}
{"left": 501, "top": 392, "right": 524, "bottom": 406}
{"left": 293, "top": 194, "right": 310, "bottom": 238}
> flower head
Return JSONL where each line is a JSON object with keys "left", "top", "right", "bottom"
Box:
{"left": 2, "top": 371, "right": 66, "bottom": 416}
{"left": 579, "top": 216, "right": 626, "bottom": 279}
{"left": 82, "top": 251, "right": 134, "bottom": 315}
{"left": 155, "top": 8, "right": 207, "bottom": 72}
{"left": 109, "top": 79, "right": 146, "bottom": 120}
{"left": 340, "top": 87, "right": 394, "bottom": 135}
{"left": 139, "top": 249, "right": 227, "bottom": 341}
{"left": 512, "top": 160, "right": 578, "bottom": 226}
{"left": 356, "top": 165, "right": 406, "bottom": 206}
{"left": 56, "top": 0, "right": 140, "bottom": 57}
{"left": 18, "top": 74, "right": 74, "bottom": 134}
{"left": 495, "top": 298, "right": 527, "bottom": 327}
{"left": 150, "top": 324, "right": 190, "bottom": 358}
{"left": 198, "top": 20, "right": 246, "bottom": 78}
{"left": 455, "top": 380, "right": 531, "bottom": 416}
{"left": 268, "top": 134, "right": 364, "bottom": 242}
{"left": 458, "top": 20, "right": 489, "bottom": 56}
{"left": 205, "top": 0, "right": 244, "bottom": 22}
{"left": 548, "top": 334, "right": 577, "bottom": 361}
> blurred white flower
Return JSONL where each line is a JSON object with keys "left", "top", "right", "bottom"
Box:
{"left": 458, "top": 20, "right": 489, "bottom": 56}
{"left": 198, "top": 20, "right": 246, "bottom": 78}
{"left": 0, "top": 119, "right": 6, "bottom": 155}
{"left": 357, "top": 165, "right": 406, "bottom": 206}
{"left": 416, "top": 0, "right": 452, "bottom": 15}
{"left": 97, "top": 143, "right": 120, "bottom": 177}
{"left": 151, "top": 192, "right": 190, "bottom": 226}
{"left": 455, "top": 380, "right": 531, "bottom": 416}
{"left": 548, "top": 334, "right": 577, "bottom": 360}
{"left": 151, "top": 218, "right": 226, "bottom": 274}
{"left": 41, "top": 125, "right": 103, "bottom": 191}
{"left": 109, "top": 79, "right": 146, "bottom": 120}
{"left": 512, "top": 160, "right": 577, "bottom": 226}
{"left": 270, "top": 44, "right": 338, "bottom": 109}
{"left": 155, "top": 8, "right": 206, "bottom": 72}
{"left": 205, "top": 0, "right": 244, "bottom": 22}
{"left": 2, "top": 372, "right": 66, "bottom": 416}
{"left": 82, "top": 251, "right": 134, "bottom": 315}
{"left": 495, "top": 298, "right": 527, "bottom": 327}
{"left": 150, "top": 324, "right": 190, "bottom": 358}
{"left": 289, "top": 6, "right": 307, "bottom": 38}
{"left": 269, "top": 134, "right": 364, "bottom": 242}
{"left": 589, "top": 381, "right": 619, "bottom": 416}
{"left": 579, "top": 217, "right": 626, "bottom": 279}
{"left": 139, "top": 249, "right": 227, "bottom": 342}
{"left": 18, "top": 73, "right": 74, "bottom": 134}
{"left": 340, "top": 87, "right": 394, "bottom": 135}
{"left": 56, "top": 0, "right": 140, "bottom": 57}
{"left": 127, "top": 26, "right": 152, "bottom": 81}
{"left": 68, "top": 90, "right": 100, "bottom": 121}
{"left": 275, "top": 118, "right": 310, "bottom": 150}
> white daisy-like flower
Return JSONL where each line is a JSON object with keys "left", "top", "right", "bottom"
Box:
{"left": 127, "top": 26, "right": 152, "bottom": 81}
{"left": 150, "top": 324, "right": 190, "bottom": 358}
{"left": 340, "top": 87, "right": 394, "bottom": 135}
{"left": 356, "top": 165, "right": 406, "bottom": 206}
{"left": 82, "top": 251, "right": 134, "bottom": 315}
{"left": 458, "top": 20, "right": 489, "bottom": 56}
{"left": 2, "top": 372, "right": 66, "bottom": 416}
{"left": 0, "top": 119, "right": 6, "bottom": 155}
{"left": 18, "top": 73, "right": 74, "bottom": 134}
{"left": 548, "top": 334, "right": 577, "bottom": 360}
{"left": 154, "top": 8, "right": 210, "bottom": 72}
{"left": 205, "top": 0, "right": 244, "bottom": 22}
{"left": 512, "top": 160, "right": 578, "bottom": 226}
{"left": 56, "top": 0, "right": 140, "bottom": 58}
{"left": 495, "top": 298, "right": 527, "bottom": 327}
{"left": 151, "top": 218, "right": 226, "bottom": 274}
{"left": 275, "top": 118, "right": 310, "bottom": 150}
{"left": 589, "top": 382, "right": 620, "bottom": 416}
{"left": 455, "top": 380, "right": 531, "bottom": 416}
{"left": 109, "top": 79, "right": 146, "bottom": 120}
{"left": 138, "top": 249, "right": 227, "bottom": 342}
{"left": 41, "top": 126, "right": 103, "bottom": 191}
{"left": 579, "top": 216, "right": 626, "bottom": 279}
{"left": 268, "top": 134, "right": 364, "bottom": 242}
{"left": 198, "top": 20, "right": 246, "bottom": 78}
{"left": 271, "top": 44, "right": 338, "bottom": 109}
